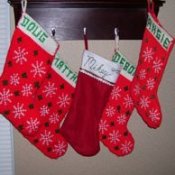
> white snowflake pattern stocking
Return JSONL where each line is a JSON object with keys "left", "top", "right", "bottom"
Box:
{"left": 24, "top": 53, "right": 77, "bottom": 159}
{"left": 0, "top": 13, "right": 58, "bottom": 136}
{"left": 130, "top": 0, "right": 175, "bottom": 128}
{"left": 99, "top": 51, "right": 135, "bottom": 156}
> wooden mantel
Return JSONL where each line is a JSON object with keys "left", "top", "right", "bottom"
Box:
{"left": 8, "top": 0, "right": 165, "bottom": 40}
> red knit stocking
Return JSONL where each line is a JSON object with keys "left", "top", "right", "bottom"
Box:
{"left": 99, "top": 51, "right": 135, "bottom": 156}
{"left": 130, "top": 0, "right": 175, "bottom": 128}
{"left": 61, "top": 50, "right": 121, "bottom": 156}
{"left": 25, "top": 53, "right": 77, "bottom": 159}
{"left": 0, "top": 13, "right": 58, "bottom": 135}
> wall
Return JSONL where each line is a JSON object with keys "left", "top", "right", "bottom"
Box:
{"left": 13, "top": 0, "right": 175, "bottom": 174}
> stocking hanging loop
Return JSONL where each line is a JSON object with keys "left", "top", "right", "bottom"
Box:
{"left": 83, "top": 27, "right": 89, "bottom": 50}
{"left": 114, "top": 27, "right": 119, "bottom": 53}
{"left": 147, "top": 0, "right": 155, "bottom": 14}
{"left": 21, "top": 0, "right": 27, "bottom": 13}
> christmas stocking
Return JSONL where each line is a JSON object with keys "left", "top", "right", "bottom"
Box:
{"left": 130, "top": 0, "right": 175, "bottom": 128}
{"left": 25, "top": 53, "right": 77, "bottom": 159}
{"left": 0, "top": 13, "right": 58, "bottom": 136}
{"left": 99, "top": 51, "right": 135, "bottom": 156}
{"left": 60, "top": 50, "right": 121, "bottom": 156}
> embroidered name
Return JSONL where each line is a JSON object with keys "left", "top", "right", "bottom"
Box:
{"left": 146, "top": 14, "right": 172, "bottom": 50}
{"left": 19, "top": 15, "right": 48, "bottom": 44}
{"left": 83, "top": 56, "right": 113, "bottom": 79}
{"left": 112, "top": 52, "right": 135, "bottom": 76}
{"left": 52, "top": 56, "right": 77, "bottom": 85}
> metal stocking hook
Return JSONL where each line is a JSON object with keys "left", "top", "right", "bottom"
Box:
{"left": 114, "top": 27, "right": 119, "bottom": 52}
{"left": 51, "top": 27, "right": 56, "bottom": 38}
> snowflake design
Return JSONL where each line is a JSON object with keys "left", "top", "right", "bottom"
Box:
{"left": 120, "top": 141, "right": 133, "bottom": 154}
{"left": 133, "top": 84, "right": 141, "bottom": 95}
{"left": 49, "top": 113, "right": 60, "bottom": 124}
{"left": 117, "top": 114, "right": 127, "bottom": 125}
{"left": 123, "top": 95, "right": 133, "bottom": 109}
{"left": 142, "top": 46, "right": 154, "bottom": 63}
{"left": 146, "top": 78, "right": 155, "bottom": 90}
{"left": 109, "top": 130, "right": 121, "bottom": 144}
{"left": 12, "top": 103, "right": 27, "bottom": 119}
{"left": 26, "top": 118, "right": 40, "bottom": 134}
{"left": 40, "top": 105, "right": 50, "bottom": 117}
{"left": 13, "top": 47, "right": 28, "bottom": 65}
{"left": 21, "top": 84, "right": 33, "bottom": 96}
{"left": 148, "top": 109, "right": 160, "bottom": 123}
{"left": 153, "top": 58, "right": 163, "bottom": 74}
{"left": 105, "top": 105, "right": 115, "bottom": 117}
{"left": 31, "top": 61, "right": 46, "bottom": 77}
{"left": 0, "top": 88, "right": 12, "bottom": 105}
{"left": 43, "top": 82, "right": 57, "bottom": 97}
{"left": 139, "top": 69, "right": 147, "bottom": 80}
{"left": 139, "top": 96, "right": 150, "bottom": 110}
{"left": 111, "top": 86, "right": 122, "bottom": 100}
{"left": 10, "top": 73, "right": 20, "bottom": 86}
{"left": 57, "top": 93, "right": 71, "bottom": 108}
{"left": 99, "top": 120, "right": 109, "bottom": 134}
{"left": 40, "top": 130, "right": 54, "bottom": 146}
{"left": 53, "top": 141, "right": 67, "bottom": 156}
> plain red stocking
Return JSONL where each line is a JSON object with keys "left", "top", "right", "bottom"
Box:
{"left": 61, "top": 50, "right": 121, "bottom": 156}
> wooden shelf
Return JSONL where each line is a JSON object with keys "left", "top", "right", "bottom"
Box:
{"left": 8, "top": 0, "right": 165, "bottom": 40}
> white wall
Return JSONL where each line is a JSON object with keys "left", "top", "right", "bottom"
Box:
{"left": 13, "top": 0, "right": 175, "bottom": 174}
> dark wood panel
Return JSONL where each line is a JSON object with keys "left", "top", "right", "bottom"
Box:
{"left": 8, "top": 0, "right": 165, "bottom": 8}
{"left": 8, "top": 0, "right": 165, "bottom": 40}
